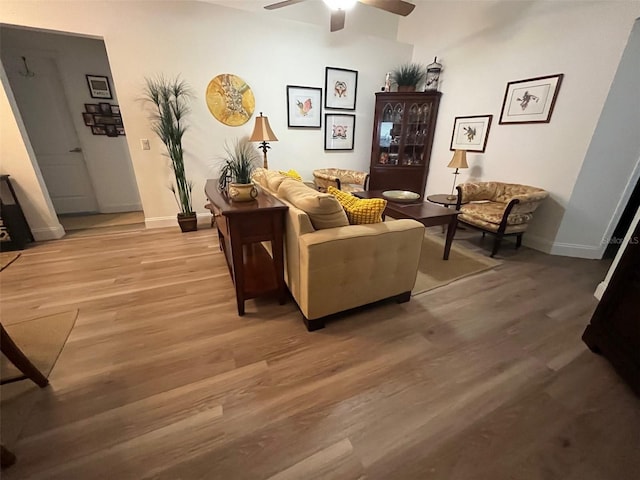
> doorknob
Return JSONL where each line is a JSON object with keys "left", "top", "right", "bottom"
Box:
{"left": 69, "top": 147, "right": 82, "bottom": 153}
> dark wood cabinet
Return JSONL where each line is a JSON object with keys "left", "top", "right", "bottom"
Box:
{"left": 369, "top": 91, "right": 441, "bottom": 196}
{"left": 583, "top": 221, "right": 640, "bottom": 395}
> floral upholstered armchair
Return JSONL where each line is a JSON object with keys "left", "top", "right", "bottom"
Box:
{"left": 455, "top": 182, "right": 549, "bottom": 257}
{"left": 313, "top": 168, "right": 369, "bottom": 193}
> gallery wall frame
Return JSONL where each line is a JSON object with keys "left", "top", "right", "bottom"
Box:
{"left": 324, "top": 67, "right": 358, "bottom": 110}
{"left": 286, "top": 85, "right": 322, "bottom": 128}
{"left": 450, "top": 115, "right": 493, "bottom": 152}
{"left": 325, "top": 113, "right": 355, "bottom": 151}
{"left": 86, "top": 74, "right": 112, "bottom": 99}
{"left": 499, "top": 73, "right": 563, "bottom": 124}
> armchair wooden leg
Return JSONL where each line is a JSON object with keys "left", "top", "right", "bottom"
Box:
{"left": 516, "top": 233, "right": 523, "bottom": 249}
{"left": 0, "top": 324, "right": 49, "bottom": 388}
{"left": 491, "top": 234, "right": 503, "bottom": 258}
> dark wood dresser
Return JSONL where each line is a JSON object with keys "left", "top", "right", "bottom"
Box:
{"left": 583, "top": 221, "right": 640, "bottom": 395}
{"left": 205, "top": 180, "right": 288, "bottom": 316}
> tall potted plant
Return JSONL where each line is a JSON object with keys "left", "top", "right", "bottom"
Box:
{"left": 218, "top": 138, "right": 260, "bottom": 202}
{"left": 391, "top": 63, "right": 426, "bottom": 92}
{"left": 143, "top": 76, "right": 197, "bottom": 232}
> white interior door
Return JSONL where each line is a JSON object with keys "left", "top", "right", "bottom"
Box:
{"left": 4, "top": 52, "right": 98, "bottom": 214}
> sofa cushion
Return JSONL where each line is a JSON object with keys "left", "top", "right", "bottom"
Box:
{"left": 328, "top": 186, "right": 386, "bottom": 225}
{"left": 278, "top": 179, "right": 348, "bottom": 230}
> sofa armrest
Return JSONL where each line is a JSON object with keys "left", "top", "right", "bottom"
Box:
{"left": 297, "top": 219, "right": 425, "bottom": 319}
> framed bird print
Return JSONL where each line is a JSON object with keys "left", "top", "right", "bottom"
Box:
{"left": 324, "top": 67, "right": 358, "bottom": 110}
{"left": 325, "top": 114, "right": 355, "bottom": 150}
{"left": 450, "top": 115, "right": 493, "bottom": 152}
{"left": 499, "top": 73, "right": 563, "bottom": 124}
{"left": 286, "top": 85, "right": 322, "bottom": 128}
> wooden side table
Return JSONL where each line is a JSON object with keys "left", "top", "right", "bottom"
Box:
{"left": 205, "top": 180, "right": 288, "bottom": 316}
{"left": 426, "top": 194, "right": 461, "bottom": 207}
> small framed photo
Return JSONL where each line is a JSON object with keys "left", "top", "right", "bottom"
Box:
{"left": 99, "top": 102, "right": 112, "bottom": 114}
{"left": 91, "top": 125, "right": 107, "bottom": 135}
{"left": 85, "top": 104, "right": 100, "bottom": 114}
{"left": 82, "top": 113, "right": 95, "bottom": 126}
{"left": 116, "top": 126, "right": 126, "bottom": 136}
{"left": 450, "top": 115, "right": 493, "bottom": 152}
{"left": 499, "top": 73, "right": 563, "bottom": 124}
{"left": 110, "top": 105, "right": 120, "bottom": 115}
{"left": 324, "top": 67, "right": 358, "bottom": 110}
{"left": 105, "top": 125, "right": 118, "bottom": 137}
{"left": 86, "top": 74, "right": 112, "bottom": 99}
{"left": 286, "top": 85, "right": 322, "bottom": 128}
{"left": 325, "top": 114, "right": 355, "bottom": 151}
{"left": 93, "top": 115, "right": 117, "bottom": 125}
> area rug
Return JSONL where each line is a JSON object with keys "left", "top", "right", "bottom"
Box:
{"left": 0, "top": 251, "right": 21, "bottom": 272}
{"left": 1, "top": 309, "right": 78, "bottom": 445}
{"left": 412, "top": 234, "right": 500, "bottom": 295}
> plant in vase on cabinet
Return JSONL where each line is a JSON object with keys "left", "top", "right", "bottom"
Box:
{"left": 391, "top": 63, "right": 425, "bottom": 92}
{"left": 218, "top": 138, "right": 261, "bottom": 202}
{"left": 142, "top": 75, "right": 197, "bottom": 232}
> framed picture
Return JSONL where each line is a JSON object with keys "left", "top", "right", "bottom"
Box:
{"left": 324, "top": 67, "right": 358, "bottom": 110}
{"left": 86, "top": 74, "right": 112, "bottom": 99}
{"left": 499, "top": 73, "right": 563, "bottom": 124}
{"left": 91, "top": 125, "right": 107, "bottom": 135}
{"left": 93, "top": 115, "right": 117, "bottom": 125}
{"left": 116, "top": 126, "right": 126, "bottom": 136}
{"left": 450, "top": 115, "right": 493, "bottom": 152}
{"left": 286, "top": 85, "right": 322, "bottom": 128}
{"left": 105, "top": 125, "right": 118, "bottom": 137}
{"left": 99, "top": 102, "right": 112, "bottom": 114}
{"left": 82, "top": 113, "right": 95, "bottom": 126}
{"left": 325, "top": 114, "right": 355, "bottom": 151}
{"left": 85, "top": 104, "right": 100, "bottom": 114}
{"left": 110, "top": 105, "right": 120, "bottom": 115}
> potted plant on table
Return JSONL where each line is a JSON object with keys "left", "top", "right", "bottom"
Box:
{"left": 142, "top": 75, "right": 197, "bottom": 232}
{"left": 218, "top": 138, "right": 261, "bottom": 202}
{"left": 391, "top": 63, "right": 426, "bottom": 92}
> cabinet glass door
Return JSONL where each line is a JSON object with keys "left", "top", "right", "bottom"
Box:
{"left": 401, "top": 103, "right": 431, "bottom": 166}
{"left": 377, "top": 103, "right": 404, "bottom": 165}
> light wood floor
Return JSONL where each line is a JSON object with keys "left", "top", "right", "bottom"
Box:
{"left": 0, "top": 226, "right": 638, "bottom": 479}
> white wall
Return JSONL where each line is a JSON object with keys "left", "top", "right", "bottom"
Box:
{"left": 554, "top": 18, "right": 640, "bottom": 258}
{"left": 0, "top": 1, "right": 412, "bottom": 229}
{"left": 398, "top": 0, "right": 640, "bottom": 254}
{"left": 0, "top": 64, "right": 64, "bottom": 240}
{"left": 0, "top": 26, "right": 142, "bottom": 214}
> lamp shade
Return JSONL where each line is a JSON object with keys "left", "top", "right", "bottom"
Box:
{"left": 447, "top": 150, "right": 468, "bottom": 169}
{"left": 249, "top": 113, "right": 278, "bottom": 142}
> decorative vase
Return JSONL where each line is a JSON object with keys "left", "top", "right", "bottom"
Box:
{"left": 397, "top": 85, "right": 416, "bottom": 92}
{"left": 177, "top": 212, "right": 198, "bottom": 232}
{"left": 228, "top": 182, "right": 258, "bottom": 202}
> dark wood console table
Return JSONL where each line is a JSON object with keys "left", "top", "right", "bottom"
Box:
{"left": 205, "top": 180, "right": 288, "bottom": 315}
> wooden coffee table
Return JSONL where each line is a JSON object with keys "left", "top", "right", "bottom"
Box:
{"left": 354, "top": 190, "right": 459, "bottom": 260}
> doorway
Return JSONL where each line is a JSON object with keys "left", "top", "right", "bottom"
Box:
{"left": 0, "top": 25, "right": 143, "bottom": 236}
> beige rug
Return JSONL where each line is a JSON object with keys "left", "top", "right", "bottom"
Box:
{"left": 0, "top": 251, "right": 21, "bottom": 272}
{"left": 1, "top": 310, "right": 78, "bottom": 445}
{"left": 412, "top": 234, "right": 500, "bottom": 295}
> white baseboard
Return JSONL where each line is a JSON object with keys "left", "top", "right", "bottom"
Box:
{"left": 99, "top": 203, "right": 143, "bottom": 214}
{"left": 32, "top": 224, "right": 65, "bottom": 241}
{"left": 594, "top": 281, "right": 607, "bottom": 300}
{"left": 145, "top": 213, "right": 213, "bottom": 229}
{"left": 549, "top": 242, "right": 603, "bottom": 259}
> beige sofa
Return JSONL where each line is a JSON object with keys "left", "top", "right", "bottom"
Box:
{"left": 252, "top": 168, "right": 425, "bottom": 331}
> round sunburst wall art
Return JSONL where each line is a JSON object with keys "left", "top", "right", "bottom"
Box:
{"left": 206, "top": 74, "right": 255, "bottom": 126}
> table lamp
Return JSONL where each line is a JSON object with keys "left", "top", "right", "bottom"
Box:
{"left": 249, "top": 112, "right": 278, "bottom": 169}
{"left": 447, "top": 150, "right": 468, "bottom": 200}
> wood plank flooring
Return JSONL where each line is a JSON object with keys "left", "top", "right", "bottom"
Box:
{"left": 0, "top": 226, "right": 638, "bottom": 479}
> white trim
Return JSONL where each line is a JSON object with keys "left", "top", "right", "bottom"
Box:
{"left": 31, "top": 224, "right": 65, "bottom": 241}
{"left": 549, "top": 241, "right": 602, "bottom": 259}
{"left": 99, "top": 203, "right": 143, "bottom": 214}
{"left": 145, "top": 213, "right": 212, "bottom": 229}
{"left": 594, "top": 281, "right": 607, "bottom": 300}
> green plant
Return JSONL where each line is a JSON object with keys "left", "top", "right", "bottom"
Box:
{"left": 143, "top": 75, "right": 194, "bottom": 215}
{"left": 218, "top": 138, "right": 260, "bottom": 190}
{"left": 391, "top": 63, "right": 426, "bottom": 87}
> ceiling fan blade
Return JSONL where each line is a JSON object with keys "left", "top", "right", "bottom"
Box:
{"left": 264, "top": 0, "right": 308, "bottom": 10}
{"left": 330, "top": 9, "right": 346, "bottom": 32}
{"left": 358, "top": 0, "right": 416, "bottom": 16}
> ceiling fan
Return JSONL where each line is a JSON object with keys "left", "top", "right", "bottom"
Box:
{"left": 264, "top": 0, "right": 416, "bottom": 32}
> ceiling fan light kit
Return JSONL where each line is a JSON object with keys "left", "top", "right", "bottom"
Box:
{"left": 264, "top": 0, "right": 416, "bottom": 32}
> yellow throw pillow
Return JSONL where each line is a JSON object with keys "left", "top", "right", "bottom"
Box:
{"left": 328, "top": 186, "right": 386, "bottom": 225}
{"left": 278, "top": 169, "right": 302, "bottom": 181}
